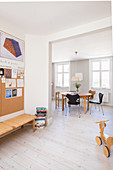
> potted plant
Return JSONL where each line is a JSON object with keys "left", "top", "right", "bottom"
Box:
{"left": 75, "top": 83, "right": 81, "bottom": 93}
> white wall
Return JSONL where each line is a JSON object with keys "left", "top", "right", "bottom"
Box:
{"left": 24, "top": 35, "right": 48, "bottom": 115}
{"left": 0, "top": 17, "right": 25, "bottom": 40}
{"left": 70, "top": 60, "right": 89, "bottom": 93}
{"left": 48, "top": 17, "right": 111, "bottom": 42}
{"left": 52, "top": 27, "right": 112, "bottom": 63}
{"left": 52, "top": 63, "right": 55, "bottom": 99}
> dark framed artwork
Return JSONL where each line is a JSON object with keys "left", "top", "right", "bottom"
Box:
{"left": 5, "top": 69, "right": 12, "bottom": 78}
{"left": 12, "top": 89, "right": 17, "bottom": 97}
{"left": 0, "top": 68, "right": 4, "bottom": 77}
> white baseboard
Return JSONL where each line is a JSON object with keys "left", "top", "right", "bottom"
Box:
{"left": 103, "top": 103, "right": 113, "bottom": 107}
{"left": 0, "top": 110, "right": 24, "bottom": 122}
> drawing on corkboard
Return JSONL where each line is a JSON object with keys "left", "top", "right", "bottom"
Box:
{"left": 6, "top": 89, "right": 12, "bottom": 98}
{"left": 0, "top": 32, "right": 24, "bottom": 62}
{"left": 12, "top": 69, "right": 17, "bottom": 78}
{"left": 17, "top": 88, "right": 22, "bottom": 97}
{"left": 12, "top": 89, "right": 17, "bottom": 97}
{"left": 17, "top": 79, "right": 24, "bottom": 87}
{"left": 5, "top": 79, "right": 16, "bottom": 88}
{"left": 5, "top": 69, "right": 11, "bottom": 78}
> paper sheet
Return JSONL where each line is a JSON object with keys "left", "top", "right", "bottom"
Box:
{"left": 12, "top": 69, "right": 17, "bottom": 78}
{"left": 17, "top": 88, "right": 22, "bottom": 97}
{"left": 6, "top": 79, "right": 16, "bottom": 88}
{"left": 17, "top": 79, "right": 24, "bottom": 87}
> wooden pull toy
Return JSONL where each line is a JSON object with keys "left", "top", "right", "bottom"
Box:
{"left": 96, "top": 120, "right": 113, "bottom": 158}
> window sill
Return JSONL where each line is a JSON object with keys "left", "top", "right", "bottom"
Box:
{"left": 91, "top": 87, "right": 111, "bottom": 90}
{"left": 56, "top": 86, "right": 69, "bottom": 88}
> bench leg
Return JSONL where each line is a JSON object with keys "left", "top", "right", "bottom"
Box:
{"left": 33, "top": 120, "right": 35, "bottom": 132}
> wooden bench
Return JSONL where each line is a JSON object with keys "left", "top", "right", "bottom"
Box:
{"left": 0, "top": 114, "right": 35, "bottom": 137}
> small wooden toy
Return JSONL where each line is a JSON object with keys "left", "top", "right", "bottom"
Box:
{"left": 96, "top": 120, "right": 113, "bottom": 157}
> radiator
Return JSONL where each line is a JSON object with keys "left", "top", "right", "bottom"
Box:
{"left": 103, "top": 92, "right": 109, "bottom": 103}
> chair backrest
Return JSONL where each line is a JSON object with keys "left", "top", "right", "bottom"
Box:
{"left": 66, "top": 94, "right": 80, "bottom": 105}
{"left": 99, "top": 93, "right": 104, "bottom": 104}
{"left": 89, "top": 90, "right": 96, "bottom": 99}
{"left": 55, "top": 91, "right": 60, "bottom": 99}
{"left": 55, "top": 91, "right": 60, "bottom": 108}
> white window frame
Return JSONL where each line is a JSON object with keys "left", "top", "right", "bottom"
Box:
{"left": 90, "top": 57, "right": 112, "bottom": 90}
{"left": 56, "top": 63, "right": 69, "bottom": 87}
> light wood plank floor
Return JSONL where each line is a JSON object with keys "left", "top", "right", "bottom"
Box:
{"left": 0, "top": 104, "right": 113, "bottom": 170}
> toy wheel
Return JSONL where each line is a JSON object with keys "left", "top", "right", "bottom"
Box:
{"left": 103, "top": 145, "right": 110, "bottom": 158}
{"left": 96, "top": 136, "right": 102, "bottom": 145}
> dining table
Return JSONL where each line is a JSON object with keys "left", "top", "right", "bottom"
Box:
{"left": 62, "top": 92, "right": 92, "bottom": 114}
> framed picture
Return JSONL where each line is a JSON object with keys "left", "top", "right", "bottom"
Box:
{"left": 12, "top": 89, "right": 17, "bottom": 97}
{"left": 0, "top": 31, "right": 24, "bottom": 62}
{"left": 0, "top": 68, "right": 4, "bottom": 77}
{"left": 5, "top": 69, "right": 12, "bottom": 78}
{"left": 6, "top": 89, "right": 12, "bottom": 99}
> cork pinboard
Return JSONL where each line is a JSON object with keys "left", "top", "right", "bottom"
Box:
{"left": 0, "top": 31, "right": 24, "bottom": 117}
{"left": 0, "top": 68, "right": 24, "bottom": 116}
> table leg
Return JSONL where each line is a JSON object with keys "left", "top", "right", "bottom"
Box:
{"left": 62, "top": 95, "right": 64, "bottom": 111}
{"left": 33, "top": 119, "right": 35, "bottom": 132}
{"left": 87, "top": 97, "right": 89, "bottom": 110}
{"left": 84, "top": 97, "right": 86, "bottom": 114}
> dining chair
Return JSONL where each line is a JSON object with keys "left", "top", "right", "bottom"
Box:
{"left": 66, "top": 93, "right": 81, "bottom": 118}
{"left": 55, "top": 91, "right": 67, "bottom": 109}
{"left": 89, "top": 93, "right": 104, "bottom": 115}
{"left": 88, "top": 90, "right": 96, "bottom": 100}
{"left": 80, "top": 90, "right": 96, "bottom": 107}
{"left": 55, "top": 91, "right": 60, "bottom": 108}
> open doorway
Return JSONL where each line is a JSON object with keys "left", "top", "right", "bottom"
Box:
{"left": 49, "top": 27, "right": 112, "bottom": 117}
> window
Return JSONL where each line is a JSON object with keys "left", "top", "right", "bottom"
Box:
{"left": 91, "top": 58, "right": 111, "bottom": 89}
{"left": 56, "top": 64, "right": 69, "bottom": 87}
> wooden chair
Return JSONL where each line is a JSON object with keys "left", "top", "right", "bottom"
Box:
{"left": 55, "top": 91, "right": 60, "bottom": 108}
{"left": 55, "top": 91, "right": 67, "bottom": 109}
{"left": 88, "top": 90, "right": 96, "bottom": 100}
{"left": 81, "top": 90, "right": 95, "bottom": 107}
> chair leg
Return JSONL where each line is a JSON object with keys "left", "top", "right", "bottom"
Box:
{"left": 101, "top": 105, "right": 104, "bottom": 116}
{"left": 98, "top": 105, "right": 100, "bottom": 112}
{"left": 65, "top": 98, "right": 67, "bottom": 107}
{"left": 68, "top": 105, "right": 70, "bottom": 113}
{"left": 65, "top": 104, "right": 68, "bottom": 116}
{"left": 58, "top": 99, "right": 59, "bottom": 107}
{"left": 55, "top": 98, "right": 57, "bottom": 109}
{"left": 78, "top": 105, "right": 81, "bottom": 118}
{"left": 77, "top": 106, "right": 79, "bottom": 118}
{"left": 90, "top": 104, "right": 92, "bottom": 114}
{"left": 77, "top": 105, "right": 81, "bottom": 118}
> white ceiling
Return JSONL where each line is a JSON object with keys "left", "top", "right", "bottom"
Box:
{"left": 52, "top": 28, "right": 112, "bottom": 62}
{"left": 0, "top": 1, "right": 111, "bottom": 35}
